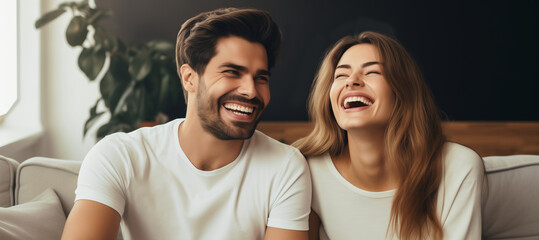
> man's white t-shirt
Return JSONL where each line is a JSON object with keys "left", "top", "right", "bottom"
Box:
{"left": 309, "top": 142, "right": 484, "bottom": 240}
{"left": 75, "top": 119, "right": 312, "bottom": 240}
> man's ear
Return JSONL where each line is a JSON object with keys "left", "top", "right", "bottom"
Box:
{"left": 180, "top": 64, "right": 198, "bottom": 93}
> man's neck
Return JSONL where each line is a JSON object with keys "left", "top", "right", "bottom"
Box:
{"left": 178, "top": 118, "right": 244, "bottom": 171}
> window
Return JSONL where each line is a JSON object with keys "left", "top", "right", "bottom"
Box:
{"left": 0, "top": 0, "right": 18, "bottom": 119}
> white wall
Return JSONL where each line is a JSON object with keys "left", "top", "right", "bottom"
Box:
{"left": 0, "top": 1, "right": 42, "bottom": 162}
{"left": 36, "top": 0, "right": 103, "bottom": 160}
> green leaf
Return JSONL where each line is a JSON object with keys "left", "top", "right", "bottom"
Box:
{"left": 96, "top": 119, "right": 133, "bottom": 139}
{"left": 83, "top": 98, "right": 105, "bottom": 137}
{"left": 158, "top": 67, "right": 171, "bottom": 109}
{"left": 112, "top": 80, "right": 136, "bottom": 116}
{"left": 133, "top": 86, "right": 150, "bottom": 121}
{"left": 116, "top": 39, "right": 127, "bottom": 53}
{"left": 109, "top": 54, "right": 130, "bottom": 80}
{"left": 99, "top": 70, "right": 130, "bottom": 115}
{"left": 59, "top": 2, "right": 78, "bottom": 9}
{"left": 158, "top": 64, "right": 185, "bottom": 119}
{"left": 66, "top": 16, "right": 88, "bottom": 46}
{"left": 86, "top": 9, "right": 104, "bottom": 24}
{"left": 78, "top": 47, "right": 106, "bottom": 80}
{"left": 94, "top": 27, "right": 109, "bottom": 50}
{"left": 129, "top": 50, "right": 152, "bottom": 81}
{"left": 75, "top": 1, "right": 91, "bottom": 9}
{"left": 75, "top": 2, "right": 92, "bottom": 16}
{"left": 147, "top": 40, "right": 175, "bottom": 53}
{"left": 35, "top": 8, "right": 66, "bottom": 29}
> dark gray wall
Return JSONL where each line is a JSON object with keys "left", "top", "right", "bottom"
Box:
{"left": 96, "top": 0, "right": 539, "bottom": 121}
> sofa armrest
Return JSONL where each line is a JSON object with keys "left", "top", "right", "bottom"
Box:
{"left": 0, "top": 155, "right": 19, "bottom": 207}
{"left": 15, "top": 157, "right": 82, "bottom": 216}
{"left": 482, "top": 155, "right": 539, "bottom": 239}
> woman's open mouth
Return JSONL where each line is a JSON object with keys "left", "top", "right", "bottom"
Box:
{"left": 343, "top": 96, "right": 373, "bottom": 109}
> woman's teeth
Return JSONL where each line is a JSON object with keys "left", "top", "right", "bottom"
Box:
{"left": 344, "top": 96, "right": 373, "bottom": 109}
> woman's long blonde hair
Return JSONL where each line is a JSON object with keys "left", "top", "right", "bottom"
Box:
{"left": 294, "top": 31, "right": 445, "bottom": 239}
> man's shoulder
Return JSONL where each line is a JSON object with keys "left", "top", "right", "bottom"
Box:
{"left": 246, "top": 130, "right": 306, "bottom": 166}
{"left": 250, "top": 130, "right": 302, "bottom": 154}
{"left": 90, "top": 119, "right": 180, "bottom": 158}
{"left": 106, "top": 119, "right": 179, "bottom": 143}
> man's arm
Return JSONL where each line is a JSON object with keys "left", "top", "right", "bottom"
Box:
{"left": 264, "top": 227, "right": 308, "bottom": 240}
{"left": 62, "top": 200, "right": 121, "bottom": 240}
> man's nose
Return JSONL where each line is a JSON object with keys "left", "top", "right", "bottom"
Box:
{"left": 237, "top": 76, "right": 257, "bottom": 99}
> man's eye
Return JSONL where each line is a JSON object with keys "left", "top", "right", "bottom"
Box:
{"left": 223, "top": 69, "right": 240, "bottom": 76}
{"left": 255, "top": 76, "right": 269, "bottom": 83}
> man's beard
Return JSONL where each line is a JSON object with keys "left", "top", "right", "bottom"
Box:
{"left": 196, "top": 79, "right": 265, "bottom": 140}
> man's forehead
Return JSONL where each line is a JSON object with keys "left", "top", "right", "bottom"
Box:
{"left": 209, "top": 36, "right": 269, "bottom": 70}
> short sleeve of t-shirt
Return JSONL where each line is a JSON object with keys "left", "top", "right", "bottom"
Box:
{"left": 75, "top": 134, "right": 132, "bottom": 215}
{"left": 267, "top": 149, "right": 312, "bottom": 231}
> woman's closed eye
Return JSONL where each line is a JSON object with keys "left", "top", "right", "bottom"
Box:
{"left": 365, "top": 71, "right": 381, "bottom": 75}
{"left": 335, "top": 74, "right": 349, "bottom": 80}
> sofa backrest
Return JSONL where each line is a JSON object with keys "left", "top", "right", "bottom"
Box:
{"left": 15, "top": 157, "right": 81, "bottom": 216}
{"left": 0, "top": 155, "right": 19, "bottom": 207}
{"left": 482, "top": 155, "right": 539, "bottom": 239}
{"left": 7, "top": 154, "right": 539, "bottom": 239}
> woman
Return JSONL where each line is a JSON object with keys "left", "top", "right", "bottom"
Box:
{"left": 294, "top": 31, "right": 485, "bottom": 239}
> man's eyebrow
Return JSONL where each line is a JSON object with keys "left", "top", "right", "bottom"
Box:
{"left": 220, "top": 63, "right": 247, "bottom": 72}
{"left": 220, "top": 63, "right": 271, "bottom": 76}
{"left": 336, "top": 61, "right": 382, "bottom": 70}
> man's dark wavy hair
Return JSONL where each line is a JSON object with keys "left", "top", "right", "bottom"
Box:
{"left": 175, "top": 8, "right": 282, "bottom": 103}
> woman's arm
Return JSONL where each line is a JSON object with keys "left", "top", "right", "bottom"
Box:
{"left": 309, "top": 210, "right": 321, "bottom": 240}
{"left": 440, "top": 145, "right": 485, "bottom": 239}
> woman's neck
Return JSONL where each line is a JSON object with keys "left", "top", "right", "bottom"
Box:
{"left": 333, "top": 128, "right": 398, "bottom": 192}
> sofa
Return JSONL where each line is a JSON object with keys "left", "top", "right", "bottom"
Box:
{"left": 1, "top": 154, "right": 539, "bottom": 240}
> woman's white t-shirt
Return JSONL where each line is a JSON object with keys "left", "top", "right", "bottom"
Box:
{"left": 309, "top": 142, "right": 484, "bottom": 239}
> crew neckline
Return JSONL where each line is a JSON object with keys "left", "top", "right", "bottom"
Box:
{"left": 173, "top": 119, "right": 249, "bottom": 176}
{"left": 322, "top": 153, "right": 396, "bottom": 198}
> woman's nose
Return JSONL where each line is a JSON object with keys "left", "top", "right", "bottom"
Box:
{"left": 345, "top": 74, "right": 363, "bottom": 87}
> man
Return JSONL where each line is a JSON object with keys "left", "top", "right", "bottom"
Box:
{"left": 62, "top": 8, "right": 311, "bottom": 240}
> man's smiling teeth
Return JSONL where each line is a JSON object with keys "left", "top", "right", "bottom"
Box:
{"left": 344, "top": 96, "right": 373, "bottom": 109}
{"left": 224, "top": 103, "right": 254, "bottom": 115}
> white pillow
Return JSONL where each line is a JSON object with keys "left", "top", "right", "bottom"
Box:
{"left": 0, "top": 188, "right": 66, "bottom": 240}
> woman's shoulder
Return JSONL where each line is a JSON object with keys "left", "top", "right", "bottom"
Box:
{"left": 307, "top": 153, "right": 331, "bottom": 163}
{"left": 443, "top": 142, "right": 482, "bottom": 161}
{"left": 442, "top": 142, "right": 485, "bottom": 179}
{"left": 306, "top": 153, "right": 332, "bottom": 172}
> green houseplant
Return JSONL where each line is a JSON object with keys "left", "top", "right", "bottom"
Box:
{"left": 36, "top": 1, "right": 185, "bottom": 139}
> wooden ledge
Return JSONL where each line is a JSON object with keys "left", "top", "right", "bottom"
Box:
{"left": 257, "top": 121, "right": 539, "bottom": 157}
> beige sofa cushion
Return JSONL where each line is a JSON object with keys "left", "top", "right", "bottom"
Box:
{"left": 482, "top": 155, "right": 539, "bottom": 239}
{"left": 15, "top": 157, "right": 81, "bottom": 216}
{"left": 0, "top": 188, "right": 66, "bottom": 240}
{"left": 0, "top": 155, "right": 19, "bottom": 207}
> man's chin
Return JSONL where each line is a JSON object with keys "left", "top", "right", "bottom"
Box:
{"left": 202, "top": 119, "right": 259, "bottom": 140}
{"left": 211, "top": 127, "right": 256, "bottom": 140}
{"left": 225, "top": 120, "right": 258, "bottom": 139}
